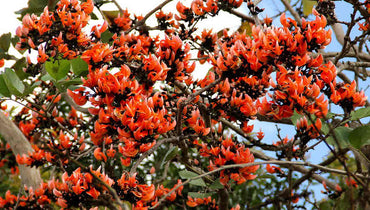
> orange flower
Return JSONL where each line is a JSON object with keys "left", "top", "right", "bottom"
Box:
{"left": 0, "top": 59, "right": 4, "bottom": 67}
{"left": 93, "top": 147, "right": 107, "bottom": 162}
{"left": 106, "top": 145, "right": 116, "bottom": 158}
{"left": 37, "top": 45, "right": 49, "bottom": 63}
{"left": 67, "top": 88, "right": 87, "bottom": 106}
{"left": 345, "top": 177, "right": 358, "bottom": 188}
{"left": 138, "top": 184, "right": 155, "bottom": 201}
{"left": 120, "top": 157, "right": 131, "bottom": 167}
{"left": 266, "top": 164, "right": 282, "bottom": 174}
{"left": 57, "top": 198, "right": 68, "bottom": 208}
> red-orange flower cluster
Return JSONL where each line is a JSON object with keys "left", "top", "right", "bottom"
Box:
{"left": 195, "top": 137, "right": 259, "bottom": 185}
{"left": 186, "top": 196, "right": 218, "bottom": 208}
{"left": 16, "top": 0, "right": 94, "bottom": 61}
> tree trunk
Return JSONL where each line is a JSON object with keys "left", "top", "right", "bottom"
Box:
{"left": 0, "top": 112, "right": 42, "bottom": 189}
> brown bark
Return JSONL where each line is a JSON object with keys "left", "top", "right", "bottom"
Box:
{"left": 218, "top": 188, "right": 229, "bottom": 210}
{"left": 0, "top": 112, "right": 42, "bottom": 189}
{"left": 251, "top": 149, "right": 339, "bottom": 190}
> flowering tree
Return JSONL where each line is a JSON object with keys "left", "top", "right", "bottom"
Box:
{"left": 0, "top": 0, "right": 369, "bottom": 209}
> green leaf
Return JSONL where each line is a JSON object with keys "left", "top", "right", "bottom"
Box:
{"left": 334, "top": 127, "right": 352, "bottom": 144}
{"left": 237, "top": 21, "right": 252, "bottom": 36}
{"left": 0, "top": 75, "right": 11, "bottom": 97}
{"left": 319, "top": 201, "right": 333, "bottom": 210}
{"left": 190, "top": 179, "right": 207, "bottom": 187}
{"left": 348, "top": 125, "right": 370, "bottom": 149}
{"left": 291, "top": 111, "right": 303, "bottom": 126}
{"left": 56, "top": 78, "right": 83, "bottom": 92}
{"left": 188, "top": 192, "right": 214, "bottom": 199}
{"left": 101, "top": 30, "right": 114, "bottom": 43}
{"left": 45, "top": 59, "right": 71, "bottom": 81}
{"left": 40, "top": 73, "right": 53, "bottom": 81}
{"left": 23, "top": 81, "right": 41, "bottom": 96}
{"left": 350, "top": 107, "right": 370, "bottom": 121}
{"left": 160, "top": 146, "right": 179, "bottom": 168}
{"left": 102, "top": 10, "right": 120, "bottom": 26}
{"left": 179, "top": 170, "right": 199, "bottom": 179}
{"left": 11, "top": 36, "right": 19, "bottom": 48}
{"left": 70, "top": 58, "right": 88, "bottom": 76}
{"left": 257, "top": 174, "right": 277, "bottom": 179}
{"left": 91, "top": 12, "right": 99, "bottom": 20}
{"left": 321, "top": 121, "right": 329, "bottom": 135}
{"left": 209, "top": 178, "right": 224, "bottom": 190}
{"left": 2, "top": 68, "right": 25, "bottom": 96}
{"left": 302, "top": 0, "right": 317, "bottom": 16}
{"left": 16, "top": 0, "right": 48, "bottom": 19}
{"left": 0, "top": 33, "right": 11, "bottom": 52}
{"left": 179, "top": 170, "right": 206, "bottom": 187}
{"left": 326, "top": 126, "right": 352, "bottom": 147}
{"left": 11, "top": 58, "right": 28, "bottom": 80}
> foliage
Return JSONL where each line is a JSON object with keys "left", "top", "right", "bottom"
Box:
{"left": 0, "top": 0, "right": 369, "bottom": 209}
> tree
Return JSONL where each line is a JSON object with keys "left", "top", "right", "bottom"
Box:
{"left": 0, "top": 0, "right": 369, "bottom": 209}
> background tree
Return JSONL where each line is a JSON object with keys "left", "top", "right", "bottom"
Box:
{"left": 0, "top": 0, "right": 369, "bottom": 209}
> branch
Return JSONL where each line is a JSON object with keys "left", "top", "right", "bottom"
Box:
{"left": 111, "top": 0, "right": 124, "bottom": 14}
{"left": 151, "top": 159, "right": 362, "bottom": 209}
{"left": 129, "top": 136, "right": 179, "bottom": 175}
{"left": 332, "top": 23, "right": 346, "bottom": 46}
{"left": 0, "top": 112, "right": 42, "bottom": 189}
{"left": 67, "top": 154, "right": 129, "bottom": 210}
{"left": 227, "top": 9, "right": 256, "bottom": 24}
{"left": 175, "top": 77, "right": 222, "bottom": 136}
{"left": 219, "top": 118, "right": 280, "bottom": 151}
{"left": 321, "top": 51, "right": 370, "bottom": 61}
{"left": 184, "top": 77, "right": 223, "bottom": 105}
{"left": 250, "top": 150, "right": 341, "bottom": 191}
{"left": 280, "top": 0, "right": 302, "bottom": 26}
{"left": 126, "top": 0, "right": 173, "bottom": 33}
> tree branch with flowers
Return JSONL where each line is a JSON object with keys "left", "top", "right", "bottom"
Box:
{"left": 0, "top": 0, "right": 369, "bottom": 209}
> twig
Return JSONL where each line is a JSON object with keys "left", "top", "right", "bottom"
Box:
{"left": 219, "top": 118, "right": 280, "bottom": 151}
{"left": 280, "top": 0, "right": 302, "bottom": 26}
{"left": 175, "top": 77, "right": 222, "bottom": 136}
{"left": 333, "top": 6, "right": 358, "bottom": 65}
{"left": 321, "top": 51, "right": 370, "bottom": 61}
{"left": 111, "top": 0, "right": 124, "bottom": 14}
{"left": 126, "top": 0, "right": 173, "bottom": 33}
{"left": 68, "top": 158, "right": 129, "bottom": 210}
{"left": 151, "top": 159, "right": 368, "bottom": 209}
{"left": 228, "top": 9, "right": 255, "bottom": 24}
{"left": 129, "top": 136, "right": 179, "bottom": 175}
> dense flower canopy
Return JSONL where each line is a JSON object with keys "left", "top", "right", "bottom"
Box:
{"left": 0, "top": 0, "right": 369, "bottom": 209}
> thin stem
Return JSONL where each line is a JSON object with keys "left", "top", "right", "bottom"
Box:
{"left": 126, "top": 0, "right": 173, "bottom": 33}
{"left": 150, "top": 160, "right": 369, "bottom": 209}
{"left": 280, "top": 0, "right": 302, "bottom": 26}
{"left": 129, "top": 136, "right": 179, "bottom": 175}
{"left": 111, "top": 0, "right": 123, "bottom": 14}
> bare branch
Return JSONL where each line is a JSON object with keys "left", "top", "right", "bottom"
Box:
{"left": 126, "top": 0, "right": 173, "bottom": 33}
{"left": 321, "top": 51, "right": 370, "bottom": 61}
{"left": 129, "top": 136, "right": 179, "bottom": 175}
{"left": 111, "top": 0, "right": 124, "bottom": 14}
{"left": 151, "top": 159, "right": 364, "bottom": 209}
{"left": 280, "top": 0, "right": 302, "bottom": 26}
{"left": 332, "top": 23, "right": 346, "bottom": 46}
{"left": 228, "top": 9, "right": 256, "bottom": 24}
